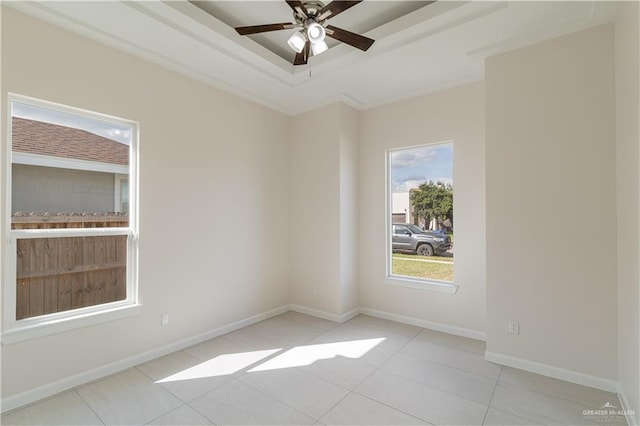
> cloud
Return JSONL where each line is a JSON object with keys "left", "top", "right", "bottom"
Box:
{"left": 391, "top": 147, "right": 438, "bottom": 167}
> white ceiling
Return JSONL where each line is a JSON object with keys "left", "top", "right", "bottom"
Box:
{"left": 7, "top": 1, "right": 619, "bottom": 115}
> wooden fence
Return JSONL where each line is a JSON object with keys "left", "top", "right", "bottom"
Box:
{"left": 13, "top": 214, "right": 128, "bottom": 320}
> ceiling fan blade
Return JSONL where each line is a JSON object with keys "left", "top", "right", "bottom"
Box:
{"left": 285, "top": 0, "right": 308, "bottom": 19}
{"left": 317, "top": 1, "right": 362, "bottom": 21}
{"left": 326, "top": 25, "right": 374, "bottom": 51}
{"left": 235, "top": 22, "right": 294, "bottom": 35}
{"left": 293, "top": 41, "right": 310, "bottom": 65}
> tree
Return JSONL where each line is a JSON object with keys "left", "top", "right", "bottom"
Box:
{"left": 410, "top": 181, "right": 453, "bottom": 230}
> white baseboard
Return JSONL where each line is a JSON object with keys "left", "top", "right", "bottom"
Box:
{"left": 485, "top": 351, "right": 619, "bottom": 393}
{"left": 287, "top": 305, "right": 485, "bottom": 343}
{"left": 288, "top": 304, "right": 359, "bottom": 323}
{"left": 0, "top": 305, "right": 289, "bottom": 414}
{"left": 618, "top": 384, "right": 639, "bottom": 426}
{"left": 359, "top": 307, "right": 486, "bottom": 341}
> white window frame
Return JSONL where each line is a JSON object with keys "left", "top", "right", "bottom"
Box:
{"left": 114, "top": 174, "right": 129, "bottom": 213}
{"left": 385, "top": 142, "right": 458, "bottom": 294}
{"left": 2, "top": 93, "right": 141, "bottom": 344}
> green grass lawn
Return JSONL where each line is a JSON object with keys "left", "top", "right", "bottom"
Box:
{"left": 392, "top": 253, "right": 453, "bottom": 263}
{"left": 391, "top": 253, "right": 454, "bottom": 281}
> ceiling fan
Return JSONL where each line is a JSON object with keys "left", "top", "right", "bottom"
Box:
{"left": 235, "top": 0, "right": 375, "bottom": 65}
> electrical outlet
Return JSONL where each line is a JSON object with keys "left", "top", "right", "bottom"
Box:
{"left": 508, "top": 320, "right": 519, "bottom": 335}
{"left": 161, "top": 313, "right": 169, "bottom": 326}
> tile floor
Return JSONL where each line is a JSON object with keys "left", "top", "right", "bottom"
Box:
{"left": 1, "top": 312, "right": 628, "bottom": 425}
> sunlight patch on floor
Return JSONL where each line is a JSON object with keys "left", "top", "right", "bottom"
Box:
{"left": 248, "top": 338, "right": 385, "bottom": 372}
{"left": 156, "top": 349, "right": 281, "bottom": 383}
{"left": 156, "top": 338, "right": 385, "bottom": 383}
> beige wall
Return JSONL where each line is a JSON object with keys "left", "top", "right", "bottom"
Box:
{"left": 1, "top": 8, "right": 291, "bottom": 398}
{"left": 615, "top": 1, "right": 640, "bottom": 421}
{"left": 289, "top": 103, "right": 359, "bottom": 317}
{"left": 290, "top": 105, "right": 341, "bottom": 314}
{"left": 338, "top": 104, "right": 360, "bottom": 314}
{"left": 486, "top": 25, "right": 618, "bottom": 381}
{"left": 358, "top": 82, "right": 486, "bottom": 334}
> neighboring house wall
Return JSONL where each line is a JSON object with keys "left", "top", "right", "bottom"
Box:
{"left": 12, "top": 164, "right": 115, "bottom": 213}
{"left": 391, "top": 192, "right": 409, "bottom": 223}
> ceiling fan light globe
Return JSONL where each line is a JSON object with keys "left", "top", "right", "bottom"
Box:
{"left": 311, "top": 40, "right": 328, "bottom": 56}
{"left": 307, "top": 22, "right": 326, "bottom": 44}
{"left": 287, "top": 31, "right": 306, "bottom": 53}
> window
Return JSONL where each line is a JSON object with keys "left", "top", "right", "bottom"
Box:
{"left": 387, "top": 142, "right": 455, "bottom": 291}
{"left": 2, "top": 94, "right": 139, "bottom": 343}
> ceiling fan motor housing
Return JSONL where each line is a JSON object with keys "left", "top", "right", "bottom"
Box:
{"left": 297, "top": 1, "right": 326, "bottom": 19}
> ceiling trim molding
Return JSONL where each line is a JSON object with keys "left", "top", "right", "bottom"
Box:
{"left": 5, "top": 1, "right": 298, "bottom": 115}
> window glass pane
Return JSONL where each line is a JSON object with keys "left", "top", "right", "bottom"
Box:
{"left": 11, "top": 101, "right": 131, "bottom": 228}
{"left": 120, "top": 179, "right": 129, "bottom": 214}
{"left": 390, "top": 143, "right": 454, "bottom": 282}
{"left": 15, "top": 235, "right": 127, "bottom": 320}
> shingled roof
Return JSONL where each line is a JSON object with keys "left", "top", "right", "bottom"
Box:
{"left": 12, "top": 117, "right": 129, "bottom": 166}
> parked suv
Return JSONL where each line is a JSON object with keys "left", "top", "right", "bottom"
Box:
{"left": 392, "top": 224, "right": 452, "bottom": 256}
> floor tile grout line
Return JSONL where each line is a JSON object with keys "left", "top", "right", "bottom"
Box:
{"left": 488, "top": 379, "right": 614, "bottom": 426}
{"left": 492, "top": 379, "right": 625, "bottom": 425}
{"left": 143, "top": 402, "right": 189, "bottom": 426}
{"left": 483, "top": 406, "right": 545, "bottom": 426}
{"left": 374, "top": 361, "right": 495, "bottom": 409}
{"left": 398, "top": 345, "right": 501, "bottom": 381}
{"left": 72, "top": 388, "right": 106, "bottom": 426}
{"left": 413, "top": 330, "right": 487, "bottom": 356}
{"left": 480, "top": 364, "right": 503, "bottom": 425}
{"left": 497, "top": 370, "right": 623, "bottom": 411}
{"left": 234, "top": 374, "right": 325, "bottom": 422}
{"left": 312, "top": 322, "right": 433, "bottom": 424}
{"left": 352, "top": 326, "right": 501, "bottom": 415}
{"left": 314, "top": 389, "right": 355, "bottom": 423}
{"left": 324, "top": 324, "right": 439, "bottom": 425}
{"left": 350, "top": 390, "right": 437, "bottom": 425}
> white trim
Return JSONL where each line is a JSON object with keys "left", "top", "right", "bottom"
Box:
{"left": 385, "top": 276, "right": 459, "bottom": 294}
{"left": 0, "top": 304, "right": 289, "bottom": 413}
{"left": 359, "top": 307, "right": 485, "bottom": 341}
{"left": 484, "top": 351, "right": 619, "bottom": 393}
{"left": 1, "top": 303, "right": 142, "bottom": 345}
{"left": 288, "top": 304, "right": 359, "bottom": 323}
{"left": 11, "top": 227, "right": 129, "bottom": 239}
{"left": 618, "top": 385, "right": 639, "bottom": 426}
{"left": 12, "top": 152, "right": 128, "bottom": 175}
{"left": 114, "top": 174, "right": 128, "bottom": 213}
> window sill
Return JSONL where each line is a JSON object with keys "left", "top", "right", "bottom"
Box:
{"left": 1, "top": 302, "right": 142, "bottom": 345}
{"left": 385, "top": 276, "right": 458, "bottom": 294}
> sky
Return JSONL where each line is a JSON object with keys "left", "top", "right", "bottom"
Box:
{"left": 391, "top": 143, "right": 453, "bottom": 192}
{"left": 12, "top": 101, "right": 132, "bottom": 145}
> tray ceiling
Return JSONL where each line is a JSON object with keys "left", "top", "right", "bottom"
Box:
{"left": 5, "top": 1, "right": 619, "bottom": 115}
